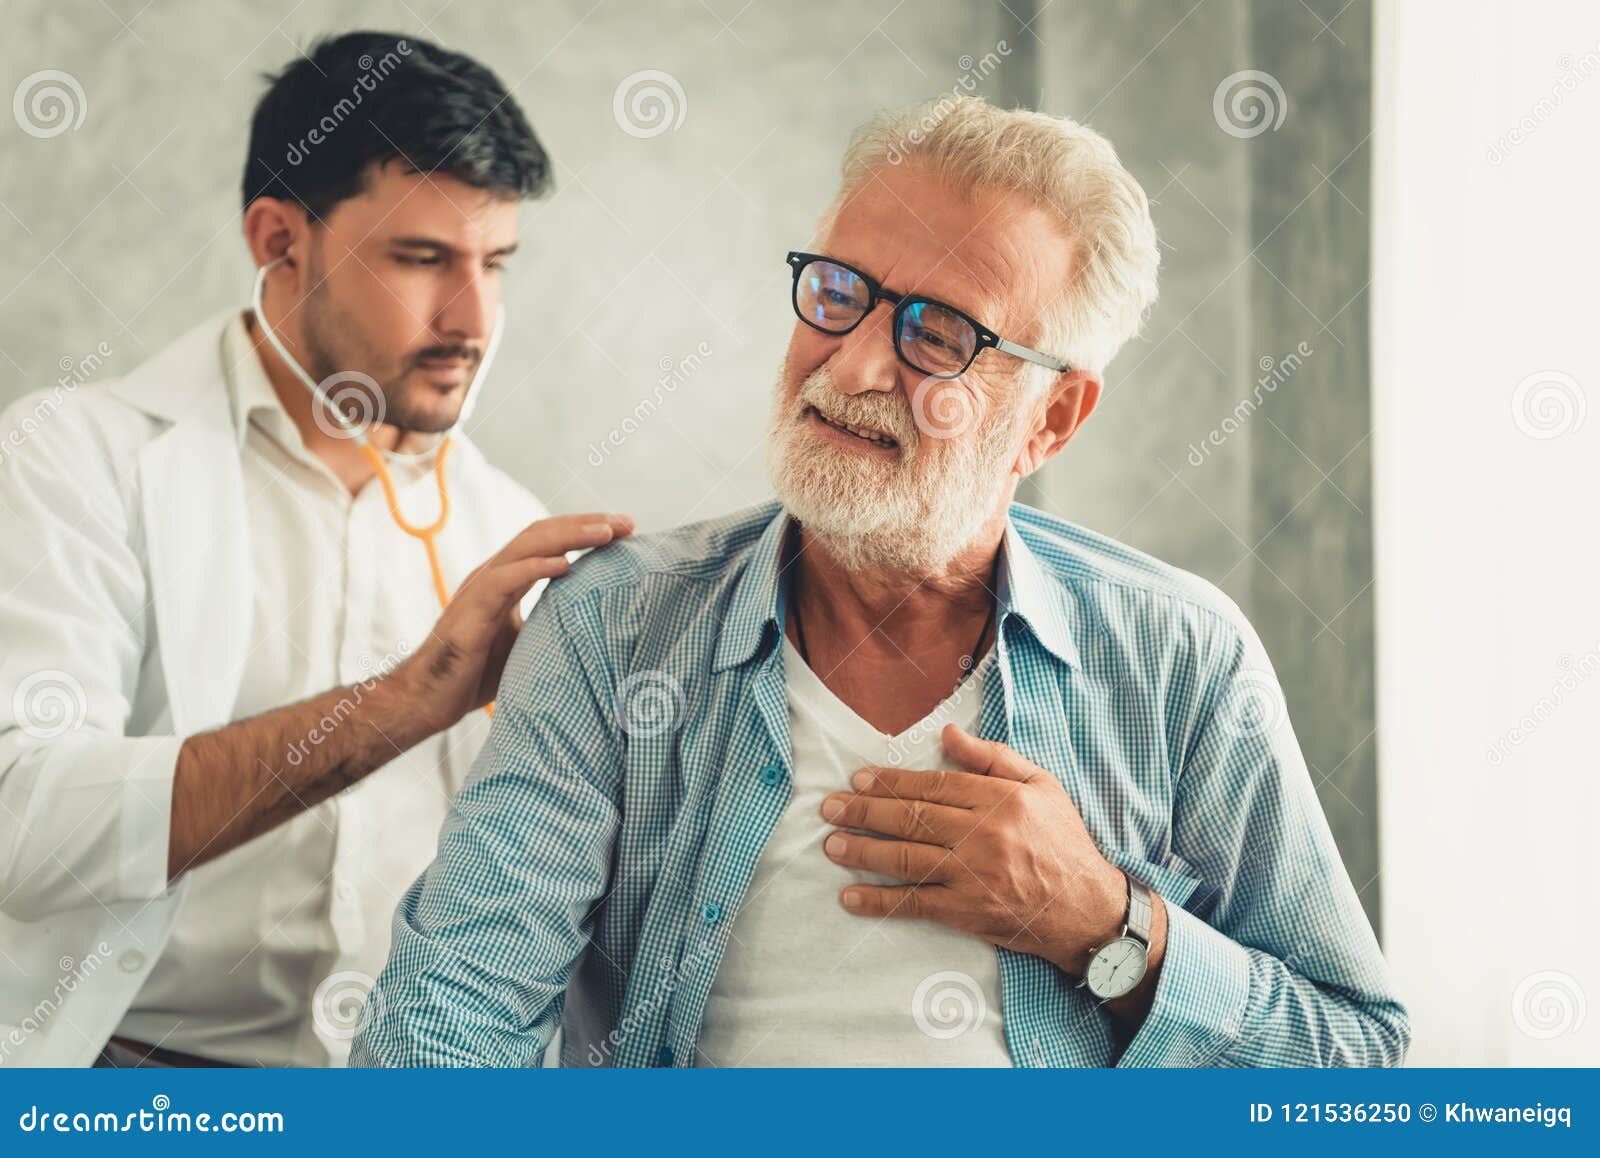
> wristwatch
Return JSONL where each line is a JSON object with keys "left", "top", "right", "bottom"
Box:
{"left": 1078, "top": 872, "right": 1152, "bottom": 1001}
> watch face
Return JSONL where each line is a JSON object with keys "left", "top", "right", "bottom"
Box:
{"left": 1086, "top": 936, "right": 1148, "bottom": 1000}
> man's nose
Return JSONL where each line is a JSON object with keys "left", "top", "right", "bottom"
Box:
{"left": 828, "top": 303, "right": 902, "bottom": 395}
{"left": 434, "top": 268, "right": 494, "bottom": 345}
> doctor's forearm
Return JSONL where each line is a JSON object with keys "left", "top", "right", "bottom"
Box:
{"left": 164, "top": 513, "right": 633, "bottom": 883}
{"left": 166, "top": 673, "right": 436, "bottom": 881}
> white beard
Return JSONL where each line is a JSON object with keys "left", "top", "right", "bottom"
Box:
{"left": 766, "top": 362, "right": 1023, "bottom": 576}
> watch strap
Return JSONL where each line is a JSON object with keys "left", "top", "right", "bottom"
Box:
{"left": 1125, "top": 874, "right": 1153, "bottom": 946}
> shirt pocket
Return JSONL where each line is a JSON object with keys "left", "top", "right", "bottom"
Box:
{"left": 1101, "top": 848, "right": 1217, "bottom": 921}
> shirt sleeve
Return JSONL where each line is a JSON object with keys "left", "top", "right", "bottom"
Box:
{"left": 1114, "top": 613, "right": 1412, "bottom": 1068}
{"left": 350, "top": 582, "right": 624, "bottom": 1067}
{"left": 0, "top": 393, "right": 182, "bottom": 922}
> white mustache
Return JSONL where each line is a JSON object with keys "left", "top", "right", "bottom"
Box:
{"left": 795, "top": 367, "right": 919, "bottom": 450}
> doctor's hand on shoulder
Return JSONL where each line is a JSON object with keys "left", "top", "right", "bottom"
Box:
{"left": 394, "top": 512, "right": 635, "bottom": 730}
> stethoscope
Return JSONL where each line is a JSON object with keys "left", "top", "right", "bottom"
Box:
{"left": 250, "top": 256, "right": 505, "bottom": 613}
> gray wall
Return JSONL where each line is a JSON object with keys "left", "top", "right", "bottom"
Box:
{"left": 1022, "top": 0, "right": 1379, "bottom": 926}
{"left": 1, "top": 0, "right": 1378, "bottom": 927}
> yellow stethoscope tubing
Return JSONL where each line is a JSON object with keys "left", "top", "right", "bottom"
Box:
{"left": 250, "top": 257, "right": 505, "bottom": 712}
{"left": 359, "top": 437, "right": 453, "bottom": 609}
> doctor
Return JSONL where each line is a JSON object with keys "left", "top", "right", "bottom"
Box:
{"left": 0, "top": 31, "right": 630, "bottom": 1066}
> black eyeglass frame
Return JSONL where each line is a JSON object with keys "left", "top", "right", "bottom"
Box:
{"left": 786, "top": 250, "right": 1073, "bottom": 379}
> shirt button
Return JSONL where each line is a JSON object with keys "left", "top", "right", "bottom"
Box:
{"left": 657, "top": 1045, "right": 674, "bottom": 1067}
{"left": 702, "top": 902, "right": 723, "bottom": 924}
{"left": 759, "top": 764, "right": 784, "bottom": 787}
{"left": 118, "top": 949, "right": 146, "bottom": 973}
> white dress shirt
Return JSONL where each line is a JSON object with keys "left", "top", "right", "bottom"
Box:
{"left": 695, "top": 639, "right": 1010, "bottom": 1066}
{"left": 114, "top": 314, "right": 545, "bottom": 1065}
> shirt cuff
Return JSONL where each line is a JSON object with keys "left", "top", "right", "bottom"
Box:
{"left": 1114, "top": 899, "right": 1251, "bottom": 1067}
{"left": 119, "top": 735, "right": 183, "bottom": 904}
{"left": 1, "top": 734, "right": 182, "bottom": 922}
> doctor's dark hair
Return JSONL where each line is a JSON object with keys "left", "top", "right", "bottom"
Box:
{"left": 241, "top": 31, "right": 551, "bottom": 219}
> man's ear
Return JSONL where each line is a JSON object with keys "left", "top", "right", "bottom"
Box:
{"left": 1016, "top": 369, "right": 1102, "bottom": 476}
{"left": 242, "top": 196, "right": 310, "bottom": 276}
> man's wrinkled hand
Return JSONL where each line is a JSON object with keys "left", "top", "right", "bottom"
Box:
{"left": 819, "top": 723, "right": 1132, "bottom": 979}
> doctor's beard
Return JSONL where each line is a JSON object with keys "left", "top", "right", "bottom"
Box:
{"left": 299, "top": 264, "right": 481, "bottom": 436}
{"left": 766, "top": 362, "right": 1025, "bottom": 577}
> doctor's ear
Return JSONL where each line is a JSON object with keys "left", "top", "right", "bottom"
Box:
{"left": 242, "top": 196, "right": 309, "bottom": 275}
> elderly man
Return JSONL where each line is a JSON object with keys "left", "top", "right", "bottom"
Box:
{"left": 352, "top": 96, "right": 1410, "bottom": 1068}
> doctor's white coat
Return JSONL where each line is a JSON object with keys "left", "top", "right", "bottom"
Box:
{"left": 0, "top": 310, "right": 546, "bottom": 1066}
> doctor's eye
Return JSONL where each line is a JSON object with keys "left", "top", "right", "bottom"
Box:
{"left": 393, "top": 253, "right": 444, "bottom": 268}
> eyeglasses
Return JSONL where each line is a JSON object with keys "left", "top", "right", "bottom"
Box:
{"left": 786, "top": 250, "right": 1072, "bottom": 380}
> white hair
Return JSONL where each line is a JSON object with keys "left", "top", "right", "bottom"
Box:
{"left": 824, "top": 96, "right": 1160, "bottom": 375}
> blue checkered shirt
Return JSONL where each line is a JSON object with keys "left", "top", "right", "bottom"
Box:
{"left": 351, "top": 501, "right": 1409, "bottom": 1068}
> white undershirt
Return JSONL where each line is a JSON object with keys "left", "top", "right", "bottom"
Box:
{"left": 695, "top": 638, "right": 1010, "bottom": 1067}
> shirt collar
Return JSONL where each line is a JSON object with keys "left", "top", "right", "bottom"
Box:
{"left": 221, "top": 310, "right": 444, "bottom": 468}
{"left": 711, "top": 506, "right": 1081, "bottom": 674}
{"left": 712, "top": 506, "right": 793, "bottom": 673}
{"left": 997, "top": 517, "right": 1082, "bottom": 671}
{"left": 221, "top": 310, "right": 285, "bottom": 450}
